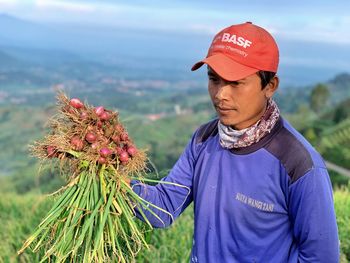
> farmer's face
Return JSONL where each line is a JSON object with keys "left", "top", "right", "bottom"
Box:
{"left": 207, "top": 67, "right": 278, "bottom": 130}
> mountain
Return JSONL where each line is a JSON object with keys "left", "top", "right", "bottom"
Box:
{"left": 1, "top": 46, "right": 84, "bottom": 65}
{"left": 0, "top": 50, "right": 22, "bottom": 71}
{"left": 1, "top": 14, "right": 350, "bottom": 87}
{"left": 0, "top": 50, "right": 17, "bottom": 65}
{"left": 0, "top": 14, "right": 203, "bottom": 62}
{"left": 0, "top": 14, "right": 55, "bottom": 49}
{"left": 0, "top": 13, "right": 30, "bottom": 27}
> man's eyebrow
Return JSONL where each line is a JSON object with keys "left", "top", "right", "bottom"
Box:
{"left": 228, "top": 80, "right": 240, "bottom": 85}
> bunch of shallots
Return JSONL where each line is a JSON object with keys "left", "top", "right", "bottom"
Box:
{"left": 18, "top": 92, "right": 171, "bottom": 262}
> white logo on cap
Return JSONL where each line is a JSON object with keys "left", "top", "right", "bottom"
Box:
{"left": 221, "top": 33, "right": 252, "bottom": 49}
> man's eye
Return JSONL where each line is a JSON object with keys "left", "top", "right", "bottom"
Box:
{"left": 229, "top": 81, "right": 240, "bottom": 86}
{"left": 209, "top": 76, "right": 219, "bottom": 82}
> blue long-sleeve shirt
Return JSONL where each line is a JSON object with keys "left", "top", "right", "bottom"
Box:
{"left": 131, "top": 117, "right": 340, "bottom": 262}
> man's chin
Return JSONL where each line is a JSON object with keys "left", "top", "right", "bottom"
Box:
{"left": 218, "top": 116, "right": 236, "bottom": 127}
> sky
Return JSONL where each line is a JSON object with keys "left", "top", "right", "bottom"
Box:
{"left": 0, "top": 0, "right": 350, "bottom": 85}
{"left": 1, "top": 0, "right": 350, "bottom": 45}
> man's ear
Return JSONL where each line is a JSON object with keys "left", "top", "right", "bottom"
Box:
{"left": 265, "top": 76, "right": 279, "bottom": 98}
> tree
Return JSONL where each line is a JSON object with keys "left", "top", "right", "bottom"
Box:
{"left": 310, "top": 83, "right": 330, "bottom": 114}
{"left": 333, "top": 99, "right": 350, "bottom": 124}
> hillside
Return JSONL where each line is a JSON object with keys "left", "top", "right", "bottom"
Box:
{"left": 328, "top": 73, "right": 350, "bottom": 104}
{"left": 0, "top": 50, "right": 18, "bottom": 68}
{"left": 0, "top": 66, "right": 349, "bottom": 262}
{"left": 275, "top": 72, "right": 350, "bottom": 114}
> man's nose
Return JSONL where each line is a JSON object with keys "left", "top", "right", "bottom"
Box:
{"left": 215, "top": 81, "right": 231, "bottom": 101}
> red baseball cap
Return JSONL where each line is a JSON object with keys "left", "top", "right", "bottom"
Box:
{"left": 191, "top": 22, "right": 279, "bottom": 81}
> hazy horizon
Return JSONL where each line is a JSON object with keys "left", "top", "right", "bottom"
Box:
{"left": 1, "top": 1, "right": 350, "bottom": 86}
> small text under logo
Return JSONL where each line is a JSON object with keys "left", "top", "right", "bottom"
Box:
{"left": 235, "top": 192, "right": 274, "bottom": 212}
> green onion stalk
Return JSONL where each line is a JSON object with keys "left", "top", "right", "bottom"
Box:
{"left": 18, "top": 91, "right": 177, "bottom": 262}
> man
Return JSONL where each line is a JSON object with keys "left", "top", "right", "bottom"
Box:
{"left": 131, "top": 22, "right": 340, "bottom": 262}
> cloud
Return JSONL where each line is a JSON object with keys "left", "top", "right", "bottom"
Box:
{"left": 34, "top": 0, "right": 95, "bottom": 13}
{"left": 187, "top": 24, "right": 218, "bottom": 35}
{"left": 0, "top": 0, "right": 17, "bottom": 4}
{"left": 273, "top": 17, "right": 350, "bottom": 45}
{"left": 0, "top": 0, "right": 20, "bottom": 8}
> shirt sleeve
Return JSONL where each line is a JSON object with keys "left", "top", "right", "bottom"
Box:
{"left": 130, "top": 131, "right": 198, "bottom": 228}
{"left": 288, "top": 167, "right": 340, "bottom": 262}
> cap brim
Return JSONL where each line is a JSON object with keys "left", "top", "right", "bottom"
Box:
{"left": 191, "top": 53, "right": 259, "bottom": 81}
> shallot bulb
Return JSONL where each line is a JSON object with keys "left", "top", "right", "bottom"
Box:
{"left": 120, "top": 132, "right": 129, "bottom": 142}
{"left": 69, "top": 98, "right": 84, "bottom": 109}
{"left": 100, "top": 147, "right": 112, "bottom": 157}
{"left": 97, "top": 121, "right": 103, "bottom": 128}
{"left": 80, "top": 111, "right": 88, "bottom": 120}
{"left": 119, "top": 151, "right": 129, "bottom": 163}
{"left": 95, "top": 106, "right": 105, "bottom": 116}
{"left": 91, "top": 142, "right": 99, "bottom": 150}
{"left": 98, "top": 156, "right": 107, "bottom": 164}
{"left": 46, "top": 146, "right": 56, "bottom": 158}
{"left": 112, "top": 135, "right": 120, "bottom": 144}
{"left": 115, "top": 147, "right": 123, "bottom": 155}
{"left": 127, "top": 146, "right": 137, "bottom": 157}
{"left": 100, "top": 112, "right": 111, "bottom": 121}
{"left": 85, "top": 132, "right": 97, "bottom": 143}
{"left": 71, "top": 136, "right": 84, "bottom": 151}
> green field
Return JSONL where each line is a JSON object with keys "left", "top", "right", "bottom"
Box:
{"left": 1, "top": 72, "right": 350, "bottom": 262}
{"left": 1, "top": 185, "right": 350, "bottom": 262}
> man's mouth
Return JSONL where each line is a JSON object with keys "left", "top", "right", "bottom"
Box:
{"left": 216, "top": 106, "right": 236, "bottom": 112}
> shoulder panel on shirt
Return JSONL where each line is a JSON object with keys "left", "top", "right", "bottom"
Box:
{"left": 264, "top": 126, "right": 314, "bottom": 184}
{"left": 195, "top": 119, "right": 219, "bottom": 144}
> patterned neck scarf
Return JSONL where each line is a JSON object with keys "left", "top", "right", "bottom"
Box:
{"left": 218, "top": 98, "right": 280, "bottom": 149}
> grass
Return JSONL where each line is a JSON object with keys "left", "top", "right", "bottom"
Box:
{"left": 0, "top": 193, "right": 193, "bottom": 263}
{"left": 0, "top": 193, "right": 51, "bottom": 263}
{"left": 2, "top": 184, "right": 350, "bottom": 262}
{"left": 334, "top": 183, "right": 350, "bottom": 262}
{"left": 136, "top": 206, "right": 193, "bottom": 263}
